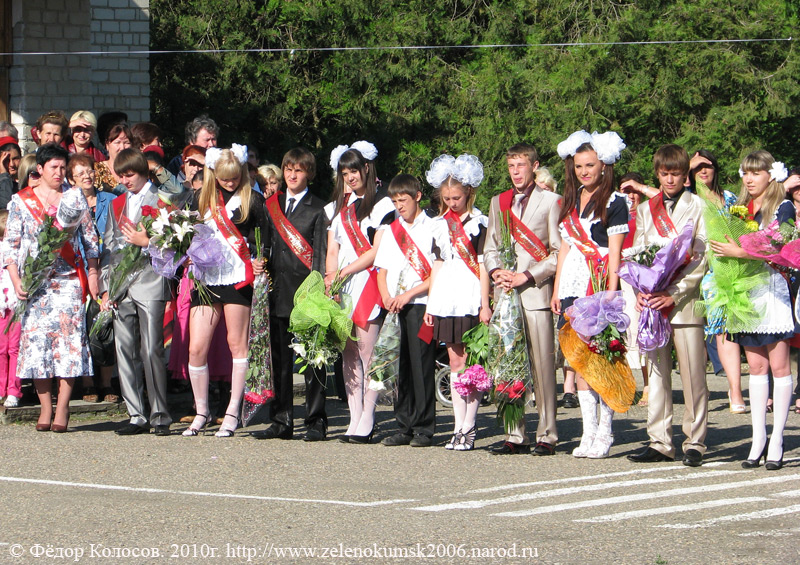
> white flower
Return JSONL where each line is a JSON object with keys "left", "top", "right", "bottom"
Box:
{"left": 289, "top": 341, "right": 306, "bottom": 358}
{"left": 151, "top": 208, "right": 171, "bottom": 234}
{"left": 368, "top": 379, "right": 387, "bottom": 392}
{"left": 738, "top": 167, "right": 745, "bottom": 178}
{"left": 770, "top": 161, "right": 789, "bottom": 183}
{"left": 174, "top": 221, "right": 194, "bottom": 242}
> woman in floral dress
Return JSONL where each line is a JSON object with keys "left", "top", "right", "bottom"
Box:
{"left": 2, "top": 144, "right": 99, "bottom": 432}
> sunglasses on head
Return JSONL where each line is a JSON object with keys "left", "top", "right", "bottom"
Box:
{"left": 186, "top": 159, "right": 203, "bottom": 167}
{"left": 71, "top": 126, "right": 92, "bottom": 134}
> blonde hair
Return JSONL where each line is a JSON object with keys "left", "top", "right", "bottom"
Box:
{"left": 535, "top": 167, "right": 557, "bottom": 191}
{"left": 198, "top": 148, "right": 252, "bottom": 223}
{"left": 737, "top": 150, "right": 784, "bottom": 226}
{"left": 438, "top": 176, "right": 476, "bottom": 215}
{"left": 258, "top": 164, "right": 281, "bottom": 182}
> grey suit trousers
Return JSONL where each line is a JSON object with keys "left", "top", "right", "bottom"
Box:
{"left": 114, "top": 295, "right": 171, "bottom": 427}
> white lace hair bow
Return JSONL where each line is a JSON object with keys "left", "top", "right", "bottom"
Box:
{"left": 425, "top": 153, "right": 484, "bottom": 188}
{"left": 206, "top": 144, "right": 248, "bottom": 170}
{"left": 329, "top": 140, "right": 379, "bottom": 171}
{"left": 557, "top": 130, "right": 626, "bottom": 164}
{"left": 770, "top": 161, "right": 789, "bottom": 183}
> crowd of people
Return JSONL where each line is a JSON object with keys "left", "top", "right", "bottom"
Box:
{"left": 0, "top": 109, "right": 798, "bottom": 471}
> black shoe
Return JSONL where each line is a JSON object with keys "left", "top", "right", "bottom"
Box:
{"left": 115, "top": 423, "right": 148, "bottom": 436}
{"left": 381, "top": 433, "right": 413, "bottom": 446}
{"left": 410, "top": 434, "right": 432, "bottom": 447}
{"left": 252, "top": 425, "right": 292, "bottom": 440}
{"left": 561, "top": 392, "right": 579, "bottom": 408}
{"left": 349, "top": 427, "right": 374, "bottom": 444}
{"left": 532, "top": 441, "right": 556, "bottom": 456}
{"left": 627, "top": 446, "right": 673, "bottom": 463}
{"left": 765, "top": 450, "right": 784, "bottom": 471}
{"left": 741, "top": 445, "right": 768, "bottom": 469}
{"left": 153, "top": 425, "right": 171, "bottom": 437}
{"left": 338, "top": 435, "right": 351, "bottom": 443}
{"left": 304, "top": 427, "right": 326, "bottom": 442}
{"left": 682, "top": 448, "right": 703, "bottom": 467}
{"left": 491, "top": 441, "right": 530, "bottom": 455}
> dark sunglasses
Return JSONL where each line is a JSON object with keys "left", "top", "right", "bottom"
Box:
{"left": 29, "top": 172, "right": 41, "bottom": 179}
{"left": 71, "top": 126, "right": 93, "bottom": 134}
{"left": 186, "top": 159, "right": 204, "bottom": 167}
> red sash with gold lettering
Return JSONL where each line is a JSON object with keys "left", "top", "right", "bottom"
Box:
{"left": 390, "top": 218, "right": 433, "bottom": 343}
{"left": 443, "top": 209, "right": 480, "bottom": 279}
{"left": 211, "top": 190, "right": 254, "bottom": 290}
{"left": 266, "top": 192, "right": 313, "bottom": 270}
{"left": 340, "top": 203, "right": 383, "bottom": 328}
{"left": 561, "top": 207, "right": 606, "bottom": 295}
{"left": 18, "top": 187, "right": 88, "bottom": 298}
{"left": 648, "top": 192, "right": 678, "bottom": 237}
{"left": 497, "top": 190, "right": 548, "bottom": 262}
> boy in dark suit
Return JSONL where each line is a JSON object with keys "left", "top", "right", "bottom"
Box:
{"left": 254, "top": 148, "right": 329, "bottom": 441}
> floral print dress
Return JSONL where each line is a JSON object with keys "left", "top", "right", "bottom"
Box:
{"left": 2, "top": 187, "right": 99, "bottom": 379}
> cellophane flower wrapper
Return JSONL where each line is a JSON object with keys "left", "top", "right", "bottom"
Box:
{"left": 289, "top": 271, "right": 353, "bottom": 370}
{"left": 366, "top": 311, "right": 401, "bottom": 393}
{"left": 9, "top": 209, "right": 83, "bottom": 331}
{"left": 487, "top": 288, "right": 532, "bottom": 432}
{"left": 693, "top": 182, "right": 767, "bottom": 333}
{"left": 561, "top": 291, "right": 635, "bottom": 412}
{"left": 739, "top": 219, "right": 800, "bottom": 270}
{"left": 242, "top": 272, "right": 274, "bottom": 425}
{"left": 90, "top": 238, "right": 148, "bottom": 337}
{"left": 618, "top": 220, "right": 695, "bottom": 351}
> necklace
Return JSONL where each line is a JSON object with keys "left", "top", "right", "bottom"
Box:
{"left": 34, "top": 186, "right": 61, "bottom": 211}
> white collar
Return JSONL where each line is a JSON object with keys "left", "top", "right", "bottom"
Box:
{"left": 286, "top": 188, "right": 308, "bottom": 208}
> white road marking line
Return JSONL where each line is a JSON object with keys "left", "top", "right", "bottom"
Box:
{"left": 466, "top": 462, "right": 727, "bottom": 494}
{"left": 771, "top": 489, "right": 800, "bottom": 498}
{"left": 0, "top": 476, "right": 415, "bottom": 507}
{"left": 412, "top": 470, "right": 742, "bottom": 512}
{"left": 574, "top": 497, "right": 767, "bottom": 523}
{"left": 739, "top": 527, "right": 800, "bottom": 537}
{"left": 493, "top": 474, "right": 800, "bottom": 518}
{"left": 656, "top": 503, "right": 800, "bottom": 529}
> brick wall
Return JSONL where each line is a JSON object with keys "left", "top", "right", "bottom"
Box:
{"left": 8, "top": 0, "right": 150, "bottom": 151}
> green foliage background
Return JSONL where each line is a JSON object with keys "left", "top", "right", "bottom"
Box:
{"left": 150, "top": 0, "right": 800, "bottom": 210}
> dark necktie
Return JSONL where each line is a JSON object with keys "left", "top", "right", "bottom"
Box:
{"left": 286, "top": 197, "right": 296, "bottom": 216}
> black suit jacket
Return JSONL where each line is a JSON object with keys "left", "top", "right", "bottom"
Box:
{"left": 265, "top": 190, "right": 328, "bottom": 318}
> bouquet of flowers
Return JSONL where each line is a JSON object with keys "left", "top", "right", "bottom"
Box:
{"left": 487, "top": 211, "right": 533, "bottom": 433}
{"left": 693, "top": 182, "right": 767, "bottom": 333}
{"left": 560, "top": 291, "right": 635, "bottom": 412}
{"left": 147, "top": 208, "right": 226, "bottom": 305}
{"left": 738, "top": 219, "right": 800, "bottom": 269}
{"left": 289, "top": 270, "right": 353, "bottom": 371}
{"left": 618, "top": 220, "right": 696, "bottom": 351}
{"left": 8, "top": 202, "right": 85, "bottom": 331}
{"left": 366, "top": 270, "right": 406, "bottom": 394}
{"left": 451, "top": 323, "right": 493, "bottom": 397}
{"left": 242, "top": 228, "right": 275, "bottom": 425}
{"left": 89, "top": 205, "right": 161, "bottom": 337}
{"left": 622, "top": 243, "right": 663, "bottom": 268}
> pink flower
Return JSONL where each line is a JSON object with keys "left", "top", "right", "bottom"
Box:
{"left": 465, "top": 364, "right": 493, "bottom": 392}
{"left": 452, "top": 374, "right": 473, "bottom": 397}
{"left": 244, "top": 391, "right": 266, "bottom": 405}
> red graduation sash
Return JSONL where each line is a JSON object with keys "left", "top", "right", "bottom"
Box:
{"left": 561, "top": 207, "right": 607, "bottom": 295}
{"left": 18, "top": 187, "right": 88, "bottom": 299}
{"left": 211, "top": 190, "right": 254, "bottom": 290}
{"left": 443, "top": 209, "right": 480, "bottom": 279}
{"left": 389, "top": 218, "right": 434, "bottom": 343}
{"left": 497, "top": 189, "right": 549, "bottom": 262}
{"left": 266, "top": 192, "right": 313, "bottom": 270}
{"left": 340, "top": 202, "right": 383, "bottom": 328}
{"left": 648, "top": 192, "right": 678, "bottom": 237}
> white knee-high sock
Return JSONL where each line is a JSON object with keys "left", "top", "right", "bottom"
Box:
{"left": 462, "top": 390, "right": 480, "bottom": 432}
{"left": 768, "top": 375, "right": 792, "bottom": 461}
{"left": 342, "top": 339, "right": 363, "bottom": 435}
{"left": 219, "top": 358, "right": 247, "bottom": 432}
{"left": 747, "top": 373, "right": 770, "bottom": 461}
{"left": 187, "top": 363, "right": 210, "bottom": 421}
{"left": 450, "top": 372, "right": 468, "bottom": 434}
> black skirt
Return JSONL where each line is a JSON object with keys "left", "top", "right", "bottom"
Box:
{"left": 191, "top": 283, "right": 253, "bottom": 307}
{"left": 556, "top": 296, "right": 578, "bottom": 329}
{"left": 432, "top": 315, "right": 480, "bottom": 345}
{"left": 728, "top": 330, "right": 794, "bottom": 347}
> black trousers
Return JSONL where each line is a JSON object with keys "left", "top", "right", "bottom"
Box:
{"left": 269, "top": 316, "right": 327, "bottom": 432}
{"left": 394, "top": 304, "right": 436, "bottom": 438}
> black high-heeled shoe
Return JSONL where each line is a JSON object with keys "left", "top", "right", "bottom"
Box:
{"left": 348, "top": 427, "right": 374, "bottom": 444}
{"left": 182, "top": 413, "right": 210, "bottom": 437}
{"left": 765, "top": 452, "right": 784, "bottom": 471}
{"left": 215, "top": 413, "right": 240, "bottom": 438}
{"left": 454, "top": 426, "right": 476, "bottom": 451}
{"left": 741, "top": 444, "right": 768, "bottom": 469}
{"left": 445, "top": 432, "right": 460, "bottom": 450}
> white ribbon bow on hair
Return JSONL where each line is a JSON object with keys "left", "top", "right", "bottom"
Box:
{"left": 206, "top": 144, "right": 248, "bottom": 170}
{"left": 770, "top": 161, "right": 789, "bottom": 183}
{"left": 425, "top": 153, "right": 484, "bottom": 189}
{"left": 329, "top": 140, "right": 379, "bottom": 171}
{"left": 556, "top": 129, "right": 626, "bottom": 165}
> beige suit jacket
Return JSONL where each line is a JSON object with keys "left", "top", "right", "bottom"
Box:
{"left": 484, "top": 187, "right": 562, "bottom": 310}
{"left": 632, "top": 190, "right": 707, "bottom": 325}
